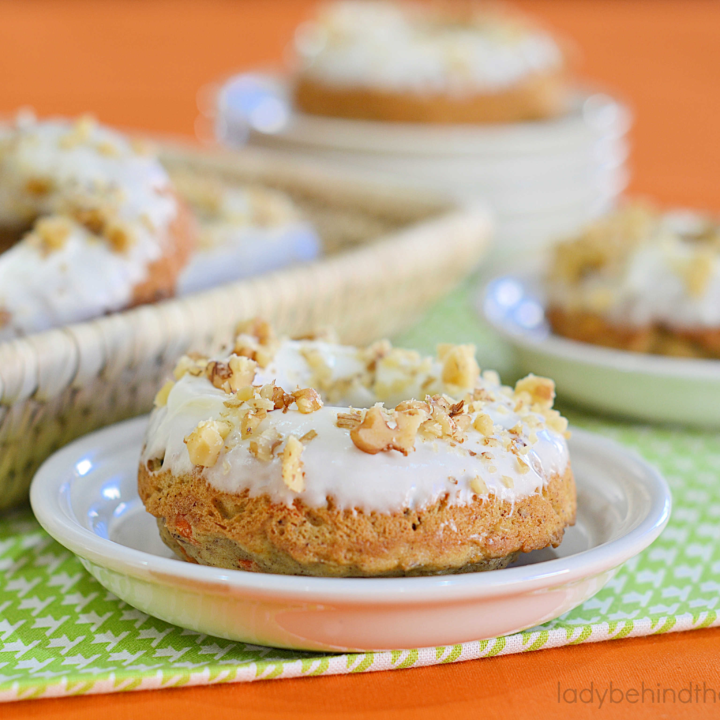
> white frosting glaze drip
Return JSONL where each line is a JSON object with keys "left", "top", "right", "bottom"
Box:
{"left": 142, "top": 340, "right": 569, "bottom": 514}
{"left": 549, "top": 211, "right": 720, "bottom": 329}
{"left": 0, "top": 116, "right": 180, "bottom": 339}
{"left": 295, "top": 0, "right": 563, "bottom": 95}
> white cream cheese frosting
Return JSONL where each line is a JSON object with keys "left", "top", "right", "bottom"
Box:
{"left": 169, "top": 171, "right": 320, "bottom": 296}
{"left": 548, "top": 205, "right": 720, "bottom": 329}
{"left": 0, "top": 115, "right": 181, "bottom": 340}
{"left": 142, "top": 328, "right": 570, "bottom": 514}
{"left": 294, "top": 0, "right": 563, "bottom": 96}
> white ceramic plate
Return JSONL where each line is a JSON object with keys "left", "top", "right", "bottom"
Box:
{"left": 30, "top": 417, "right": 670, "bottom": 652}
{"left": 483, "top": 274, "right": 720, "bottom": 427}
{"left": 212, "top": 72, "right": 631, "bottom": 156}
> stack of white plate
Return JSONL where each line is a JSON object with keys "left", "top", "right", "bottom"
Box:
{"left": 205, "top": 72, "right": 632, "bottom": 269}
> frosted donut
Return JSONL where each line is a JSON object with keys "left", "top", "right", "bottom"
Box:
{"left": 547, "top": 204, "right": 720, "bottom": 358}
{"left": 140, "top": 321, "right": 575, "bottom": 577}
{"left": 0, "top": 115, "right": 194, "bottom": 340}
{"left": 293, "top": 0, "right": 568, "bottom": 124}
{"left": 170, "top": 170, "right": 321, "bottom": 296}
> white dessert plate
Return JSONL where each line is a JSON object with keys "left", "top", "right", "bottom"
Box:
{"left": 30, "top": 416, "right": 670, "bottom": 652}
{"left": 482, "top": 274, "right": 720, "bottom": 427}
{"left": 211, "top": 71, "right": 631, "bottom": 156}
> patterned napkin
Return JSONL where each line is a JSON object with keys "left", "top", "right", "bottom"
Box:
{"left": 0, "top": 279, "right": 718, "bottom": 702}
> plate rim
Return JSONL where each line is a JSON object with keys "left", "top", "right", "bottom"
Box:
{"left": 30, "top": 416, "right": 671, "bottom": 604}
{"left": 215, "top": 71, "right": 632, "bottom": 155}
{"left": 482, "top": 272, "right": 720, "bottom": 381}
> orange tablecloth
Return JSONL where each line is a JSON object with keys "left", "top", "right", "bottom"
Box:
{"left": 1, "top": 1, "right": 720, "bottom": 717}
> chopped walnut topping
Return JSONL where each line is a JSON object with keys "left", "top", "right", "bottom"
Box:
{"left": 59, "top": 115, "right": 96, "bottom": 148}
{"left": 185, "top": 419, "right": 231, "bottom": 468}
{"left": 225, "top": 385, "right": 255, "bottom": 405}
{"left": 249, "top": 427, "right": 282, "bottom": 462}
{"left": 104, "top": 222, "right": 135, "bottom": 253}
{"left": 271, "top": 385, "right": 294, "bottom": 411}
{"left": 336, "top": 410, "right": 363, "bottom": 430}
{"left": 154, "top": 380, "right": 174, "bottom": 407}
{"left": 501, "top": 475, "right": 515, "bottom": 489}
{"left": 440, "top": 344, "right": 480, "bottom": 389}
{"left": 72, "top": 206, "right": 107, "bottom": 234}
{"left": 415, "top": 395, "right": 469, "bottom": 443}
{"left": 236, "top": 317, "right": 274, "bottom": 345}
{"left": 205, "top": 355, "right": 257, "bottom": 394}
{"left": 473, "top": 413, "right": 494, "bottom": 436}
{"left": 516, "top": 458, "right": 531, "bottom": 474}
{"left": 454, "top": 414, "right": 472, "bottom": 433}
{"left": 25, "top": 177, "right": 52, "bottom": 196}
{"left": 292, "top": 388, "right": 323, "bottom": 414}
{"left": 550, "top": 204, "right": 655, "bottom": 283}
{"left": 281, "top": 435, "right": 305, "bottom": 492}
{"left": 174, "top": 354, "right": 209, "bottom": 380}
{"left": 34, "top": 216, "right": 72, "bottom": 252}
{"left": 361, "top": 339, "right": 392, "bottom": 370}
{"left": 233, "top": 319, "right": 277, "bottom": 368}
{"left": 300, "top": 346, "right": 333, "bottom": 386}
{"left": 294, "top": 327, "right": 339, "bottom": 343}
{"left": 246, "top": 395, "right": 275, "bottom": 412}
{"left": 514, "top": 374, "right": 555, "bottom": 409}
{"left": 205, "top": 360, "right": 233, "bottom": 392}
{"left": 350, "top": 405, "right": 428, "bottom": 456}
{"left": 542, "top": 408, "right": 570, "bottom": 436}
{"left": 240, "top": 410, "right": 267, "bottom": 438}
{"left": 97, "top": 140, "right": 120, "bottom": 157}
{"left": 470, "top": 476, "right": 488, "bottom": 495}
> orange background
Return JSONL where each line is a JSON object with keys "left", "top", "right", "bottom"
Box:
{"left": 2, "top": 1, "right": 720, "bottom": 718}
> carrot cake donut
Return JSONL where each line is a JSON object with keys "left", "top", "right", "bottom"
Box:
{"left": 170, "top": 171, "right": 320, "bottom": 296}
{"left": 0, "top": 115, "right": 194, "bottom": 341}
{"left": 139, "top": 321, "right": 575, "bottom": 577}
{"left": 292, "top": 0, "right": 568, "bottom": 124}
{"left": 547, "top": 204, "right": 720, "bottom": 358}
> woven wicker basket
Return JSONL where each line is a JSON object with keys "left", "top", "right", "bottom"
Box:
{"left": 0, "top": 140, "right": 491, "bottom": 510}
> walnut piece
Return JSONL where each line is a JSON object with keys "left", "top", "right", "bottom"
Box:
{"left": 234, "top": 318, "right": 277, "bottom": 368}
{"left": 104, "top": 221, "right": 135, "bottom": 253}
{"left": 25, "top": 177, "right": 52, "bottom": 196}
{"left": 173, "top": 354, "right": 209, "bottom": 380}
{"left": 440, "top": 344, "right": 480, "bottom": 389}
{"left": 35, "top": 216, "right": 72, "bottom": 252}
{"left": 292, "top": 387, "right": 323, "bottom": 414}
{"left": 185, "top": 420, "right": 231, "bottom": 467}
{"left": 281, "top": 435, "right": 305, "bottom": 492}
{"left": 240, "top": 410, "right": 267, "bottom": 438}
{"left": 336, "top": 410, "right": 362, "bottom": 430}
{"left": 206, "top": 355, "right": 257, "bottom": 394}
{"left": 472, "top": 413, "right": 494, "bottom": 436}
{"left": 514, "top": 374, "right": 555, "bottom": 409}
{"left": 350, "top": 405, "right": 428, "bottom": 456}
{"left": 470, "top": 476, "right": 488, "bottom": 495}
{"left": 249, "top": 427, "right": 282, "bottom": 462}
